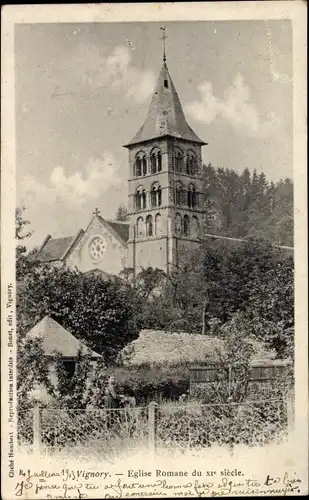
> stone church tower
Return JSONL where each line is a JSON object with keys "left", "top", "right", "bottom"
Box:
{"left": 124, "top": 51, "right": 207, "bottom": 275}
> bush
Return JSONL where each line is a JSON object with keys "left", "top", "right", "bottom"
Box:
{"left": 111, "top": 363, "right": 191, "bottom": 405}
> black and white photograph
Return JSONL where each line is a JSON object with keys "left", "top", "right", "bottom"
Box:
{"left": 1, "top": 2, "right": 308, "bottom": 498}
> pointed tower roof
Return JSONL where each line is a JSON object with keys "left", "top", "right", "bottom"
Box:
{"left": 124, "top": 61, "right": 206, "bottom": 147}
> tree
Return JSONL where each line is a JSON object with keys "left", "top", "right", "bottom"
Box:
{"left": 17, "top": 336, "right": 56, "bottom": 412}
{"left": 199, "top": 237, "right": 294, "bottom": 356}
{"left": 116, "top": 205, "right": 129, "bottom": 222}
{"left": 136, "top": 237, "right": 294, "bottom": 358}
{"left": 201, "top": 165, "right": 293, "bottom": 245}
{"left": 53, "top": 348, "right": 93, "bottom": 409}
{"left": 16, "top": 207, "right": 32, "bottom": 241}
{"left": 17, "top": 265, "right": 139, "bottom": 363}
{"left": 15, "top": 207, "right": 38, "bottom": 280}
{"left": 194, "top": 314, "right": 255, "bottom": 404}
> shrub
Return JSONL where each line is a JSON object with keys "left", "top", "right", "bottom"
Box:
{"left": 111, "top": 363, "right": 191, "bottom": 405}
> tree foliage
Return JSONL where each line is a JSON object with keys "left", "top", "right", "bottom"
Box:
{"left": 115, "top": 205, "right": 129, "bottom": 222}
{"left": 131, "top": 238, "right": 294, "bottom": 359}
{"left": 17, "top": 265, "right": 139, "bottom": 363}
{"left": 17, "top": 337, "right": 55, "bottom": 406}
{"left": 15, "top": 207, "right": 39, "bottom": 280}
{"left": 203, "top": 164, "right": 293, "bottom": 247}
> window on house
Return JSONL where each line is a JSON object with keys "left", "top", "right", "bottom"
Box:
{"left": 62, "top": 360, "right": 76, "bottom": 378}
{"left": 164, "top": 79, "right": 168, "bottom": 88}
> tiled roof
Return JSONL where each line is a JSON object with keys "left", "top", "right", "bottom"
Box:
{"left": 119, "top": 329, "right": 276, "bottom": 366}
{"left": 36, "top": 236, "right": 76, "bottom": 262}
{"left": 124, "top": 62, "right": 206, "bottom": 147}
{"left": 26, "top": 316, "right": 101, "bottom": 358}
{"left": 106, "top": 220, "right": 129, "bottom": 243}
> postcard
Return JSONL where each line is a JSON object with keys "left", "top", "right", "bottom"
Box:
{"left": 1, "top": 2, "right": 308, "bottom": 498}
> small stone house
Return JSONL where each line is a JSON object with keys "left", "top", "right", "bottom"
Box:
{"left": 119, "top": 329, "right": 289, "bottom": 395}
{"left": 25, "top": 315, "right": 101, "bottom": 387}
{"left": 118, "top": 329, "right": 277, "bottom": 366}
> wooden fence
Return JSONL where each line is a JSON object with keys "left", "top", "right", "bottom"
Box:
{"left": 189, "top": 361, "right": 290, "bottom": 393}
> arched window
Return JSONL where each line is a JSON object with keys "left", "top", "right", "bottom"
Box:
{"left": 150, "top": 148, "right": 162, "bottom": 174}
{"left": 175, "top": 213, "right": 182, "bottom": 237}
{"left": 135, "top": 158, "right": 142, "bottom": 177}
{"left": 135, "top": 192, "right": 141, "bottom": 210}
{"left": 187, "top": 184, "right": 196, "bottom": 208}
{"left": 175, "top": 182, "right": 183, "bottom": 206}
{"left": 192, "top": 186, "right": 197, "bottom": 208}
{"left": 141, "top": 189, "right": 147, "bottom": 209}
{"left": 136, "top": 217, "right": 144, "bottom": 238}
{"left": 183, "top": 215, "right": 190, "bottom": 236}
{"left": 135, "top": 151, "right": 147, "bottom": 177}
{"left": 155, "top": 213, "right": 162, "bottom": 236}
{"left": 146, "top": 215, "right": 153, "bottom": 237}
{"left": 157, "top": 151, "right": 162, "bottom": 172}
{"left": 151, "top": 187, "right": 157, "bottom": 207}
{"left": 142, "top": 156, "right": 147, "bottom": 176}
{"left": 186, "top": 151, "right": 197, "bottom": 176}
{"left": 191, "top": 216, "right": 199, "bottom": 238}
{"left": 135, "top": 186, "right": 146, "bottom": 211}
{"left": 151, "top": 182, "right": 162, "bottom": 208}
{"left": 187, "top": 186, "right": 192, "bottom": 208}
{"left": 151, "top": 153, "right": 156, "bottom": 174}
{"left": 174, "top": 148, "right": 183, "bottom": 173}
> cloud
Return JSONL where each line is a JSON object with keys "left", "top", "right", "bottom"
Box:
{"left": 74, "top": 43, "right": 156, "bottom": 103}
{"left": 20, "top": 153, "right": 122, "bottom": 210}
{"left": 18, "top": 153, "right": 127, "bottom": 247}
{"left": 186, "top": 73, "right": 279, "bottom": 137}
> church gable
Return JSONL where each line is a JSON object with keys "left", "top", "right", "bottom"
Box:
{"left": 65, "top": 213, "right": 128, "bottom": 275}
{"left": 36, "top": 231, "right": 84, "bottom": 265}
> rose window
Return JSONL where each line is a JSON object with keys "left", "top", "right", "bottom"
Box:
{"left": 88, "top": 237, "right": 106, "bottom": 262}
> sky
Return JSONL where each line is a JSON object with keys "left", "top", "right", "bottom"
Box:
{"left": 15, "top": 20, "right": 293, "bottom": 248}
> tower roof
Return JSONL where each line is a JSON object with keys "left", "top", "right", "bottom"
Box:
{"left": 124, "top": 62, "right": 206, "bottom": 147}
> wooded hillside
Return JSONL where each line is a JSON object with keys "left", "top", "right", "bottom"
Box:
{"left": 203, "top": 165, "right": 293, "bottom": 247}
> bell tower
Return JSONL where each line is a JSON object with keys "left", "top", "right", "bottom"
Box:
{"left": 124, "top": 28, "right": 207, "bottom": 275}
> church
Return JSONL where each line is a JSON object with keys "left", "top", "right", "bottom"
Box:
{"left": 36, "top": 50, "right": 207, "bottom": 276}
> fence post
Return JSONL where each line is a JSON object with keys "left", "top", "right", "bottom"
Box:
{"left": 148, "top": 402, "right": 158, "bottom": 457}
{"left": 286, "top": 389, "right": 295, "bottom": 437}
{"left": 33, "top": 403, "right": 42, "bottom": 454}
